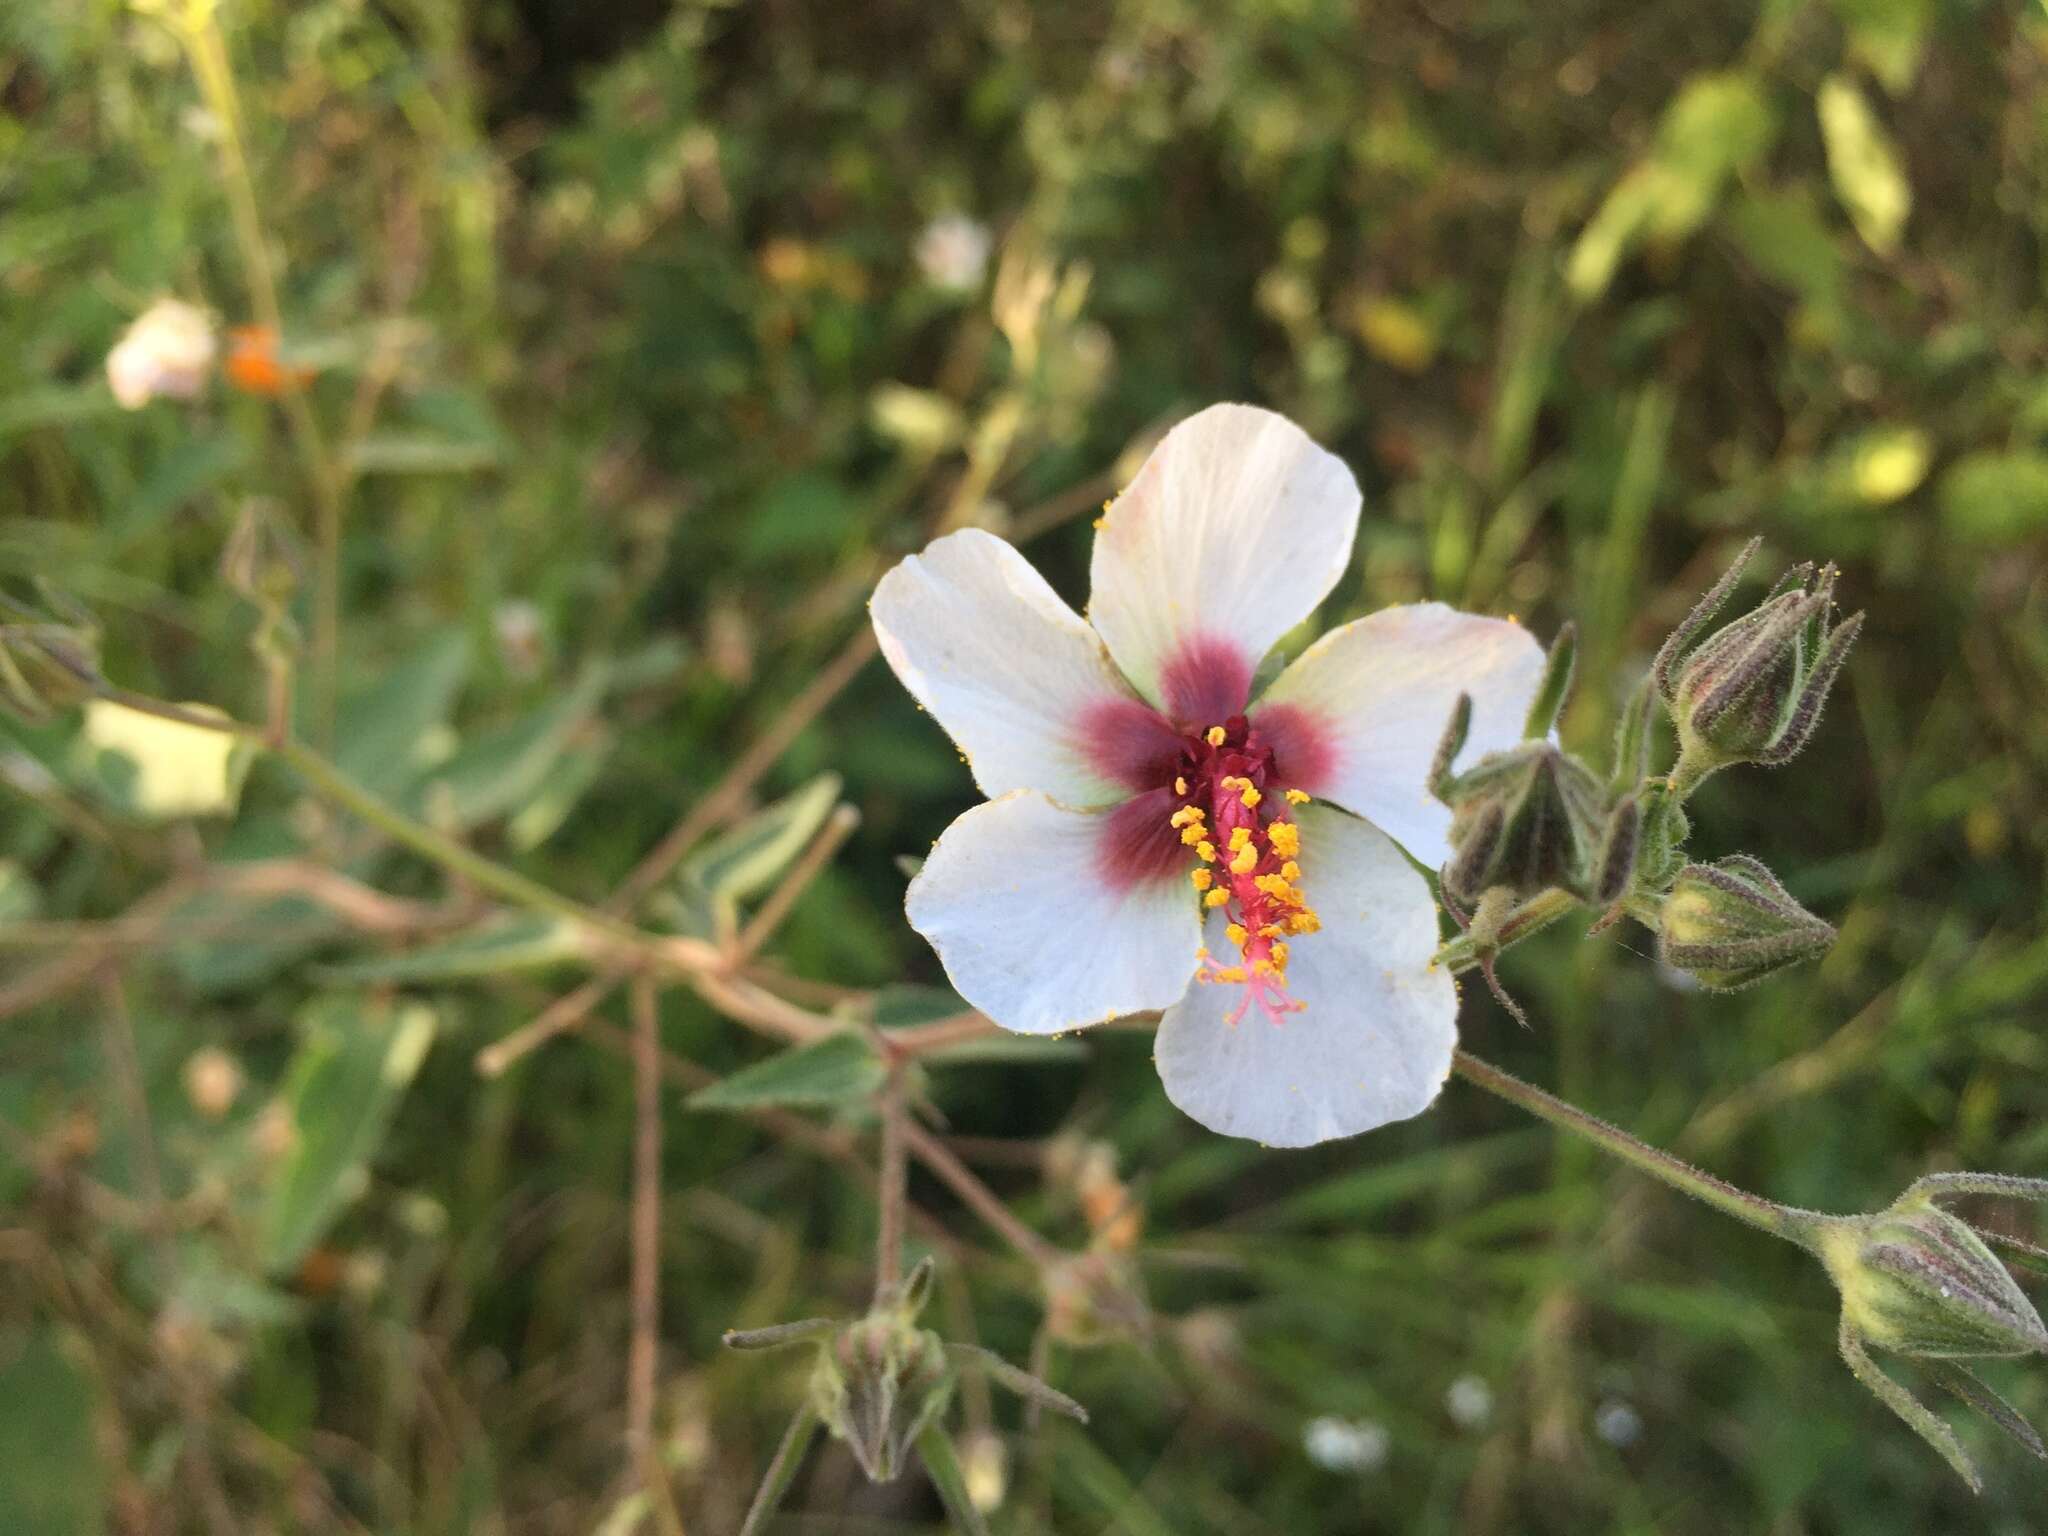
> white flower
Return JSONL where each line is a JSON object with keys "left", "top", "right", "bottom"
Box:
{"left": 915, "top": 213, "right": 992, "bottom": 292}
{"left": 1594, "top": 1397, "right": 1643, "bottom": 1447}
{"left": 1445, "top": 1374, "right": 1494, "bottom": 1429}
{"left": 105, "top": 298, "right": 217, "bottom": 409}
{"left": 870, "top": 404, "right": 1543, "bottom": 1147}
{"left": 1304, "top": 1415, "right": 1390, "bottom": 1473}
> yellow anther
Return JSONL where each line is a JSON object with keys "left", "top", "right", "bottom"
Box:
{"left": 1211, "top": 965, "right": 1246, "bottom": 984}
{"left": 1285, "top": 788, "right": 1311, "bottom": 805}
{"left": 1253, "top": 874, "right": 1291, "bottom": 899}
{"left": 1287, "top": 910, "right": 1322, "bottom": 935}
{"left": 1280, "top": 860, "right": 1302, "bottom": 882}
{"left": 1194, "top": 946, "right": 1209, "bottom": 961}
{"left": 1270, "top": 941, "right": 1290, "bottom": 967}
{"left": 1268, "top": 821, "right": 1300, "bottom": 858}
{"left": 1259, "top": 924, "right": 1282, "bottom": 940}
{"left": 1190, "top": 868, "right": 1213, "bottom": 892}
{"left": 1170, "top": 806, "right": 1204, "bottom": 828}
{"left": 1206, "top": 725, "right": 1227, "bottom": 747}
{"left": 1219, "top": 775, "right": 1242, "bottom": 790}
{"left": 1252, "top": 959, "right": 1277, "bottom": 977}
{"left": 1174, "top": 776, "right": 1188, "bottom": 796}
{"left": 1227, "top": 826, "right": 1252, "bottom": 852}
{"left": 1229, "top": 843, "right": 1259, "bottom": 876}
{"left": 1180, "top": 826, "right": 1205, "bottom": 846}
{"left": 1196, "top": 840, "right": 1217, "bottom": 863}
{"left": 1203, "top": 887, "right": 1231, "bottom": 909}
{"left": 1239, "top": 786, "right": 1262, "bottom": 809}
{"left": 1224, "top": 922, "right": 1248, "bottom": 947}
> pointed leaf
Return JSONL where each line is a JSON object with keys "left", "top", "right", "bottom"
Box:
{"left": 945, "top": 1343, "right": 1089, "bottom": 1423}
{"left": 915, "top": 1425, "right": 991, "bottom": 1536}
{"left": 315, "top": 913, "right": 586, "bottom": 985}
{"left": 688, "top": 1032, "right": 885, "bottom": 1113}
{"left": 739, "top": 1405, "right": 821, "bottom": 1536}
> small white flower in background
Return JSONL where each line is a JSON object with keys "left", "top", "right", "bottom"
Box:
{"left": 493, "top": 599, "right": 547, "bottom": 677}
{"left": 915, "top": 213, "right": 993, "bottom": 292}
{"left": 105, "top": 298, "right": 217, "bottom": 409}
{"left": 1445, "top": 1374, "right": 1494, "bottom": 1429}
{"left": 1304, "top": 1415, "right": 1390, "bottom": 1473}
{"left": 871, "top": 404, "right": 1543, "bottom": 1147}
{"left": 1594, "top": 1397, "right": 1643, "bottom": 1448}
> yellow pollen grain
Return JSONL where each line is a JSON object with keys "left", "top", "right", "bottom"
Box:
{"left": 1229, "top": 844, "right": 1259, "bottom": 876}
{"left": 1287, "top": 911, "right": 1322, "bottom": 935}
{"left": 1196, "top": 840, "right": 1217, "bottom": 863}
{"left": 1270, "top": 941, "right": 1290, "bottom": 967}
{"left": 1174, "top": 776, "right": 1188, "bottom": 796}
{"left": 1227, "top": 826, "right": 1252, "bottom": 851}
{"left": 1206, "top": 726, "right": 1227, "bottom": 747}
{"left": 1211, "top": 965, "right": 1246, "bottom": 984}
{"left": 1285, "top": 788, "right": 1311, "bottom": 805}
{"left": 1239, "top": 786, "right": 1262, "bottom": 809}
{"left": 1252, "top": 959, "right": 1276, "bottom": 977}
{"left": 1204, "top": 887, "right": 1231, "bottom": 909}
{"left": 1259, "top": 924, "right": 1282, "bottom": 940}
{"left": 1280, "top": 859, "right": 1301, "bottom": 882}
{"left": 1190, "top": 868, "right": 1213, "bottom": 891}
{"left": 1225, "top": 922, "right": 1248, "bottom": 947}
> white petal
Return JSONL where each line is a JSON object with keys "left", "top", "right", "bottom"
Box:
{"left": 906, "top": 791, "right": 1202, "bottom": 1036}
{"left": 1090, "top": 405, "right": 1360, "bottom": 722}
{"left": 1153, "top": 805, "right": 1456, "bottom": 1147}
{"left": 872, "top": 528, "right": 1144, "bottom": 805}
{"left": 1256, "top": 604, "right": 1544, "bottom": 868}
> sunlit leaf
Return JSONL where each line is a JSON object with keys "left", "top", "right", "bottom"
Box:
{"left": 1818, "top": 74, "right": 1911, "bottom": 256}
{"left": 78, "top": 699, "right": 247, "bottom": 820}
{"left": 316, "top": 912, "right": 586, "bottom": 985}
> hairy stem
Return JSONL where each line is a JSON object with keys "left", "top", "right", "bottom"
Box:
{"left": 874, "top": 1072, "right": 908, "bottom": 1300}
{"left": 1451, "top": 1048, "right": 1807, "bottom": 1241}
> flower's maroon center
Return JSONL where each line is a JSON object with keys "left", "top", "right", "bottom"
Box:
{"left": 1164, "top": 715, "right": 1322, "bottom": 1026}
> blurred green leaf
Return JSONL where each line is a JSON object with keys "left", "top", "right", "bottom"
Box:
{"left": 1937, "top": 450, "right": 2048, "bottom": 544}
{"left": 658, "top": 772, "right": 843, "bottom": 938}
{"left": 688, "top": 1031, "right": 884, "bottom": 1112}
{"left": 424, "top": 662, "right": 609, "bottom": 828}
{"left": 332, "top": 628, "right": 471, "bottom": 802}
{"left": 1818, "top": 74, "right": 1912, "bottom": 256}
{"left": 0, "top": 1328, "right": 106, "bottom": 1536}
{"left": 316, "top": 912, "right": 585, "bottom": 985}
{"left": 258, "top": 995, "right": 437, "bottom": 1273}
{"left": 0, "top": 858, "right": 41, "bottom": 922}
{"left": 1568, "top": 72, "right": 1776, "bottom": 299}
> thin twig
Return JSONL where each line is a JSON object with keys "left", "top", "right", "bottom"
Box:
{"left": 626, "top": 977, "right": 678, "bottom": 1530}
{"left": 734, "top": 805, "right": 861, "bottom": 963}
{"left": 475, "top": 976, "right": 621, "bottom": 1078}
{"left": 611, "top": 628, "right": 879, "bottom": 911}
{"left": 902, "top": 1121, "right": 1061, "bottom": 1269}
{"left": 874, "top": 1071, "right": 908, "bottom": 1300}
{"left": 100, "top": 969, "right": 240, "bottom": 1533}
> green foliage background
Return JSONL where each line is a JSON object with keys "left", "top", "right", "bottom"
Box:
{"left": 4, "top": 0, "right": 2048, "bottom": 1530}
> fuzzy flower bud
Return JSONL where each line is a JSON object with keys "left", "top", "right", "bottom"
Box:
{"left": 1821, "top": 1204, "right": 2047, "bottom": 1361}
{"left": 1807, "top": 1173, "right": 2048, "bottom": 1490}
{"left": 1653, "top": 539, "right": 1863, "bottom": 789}
{"left": 1431, "top": 625, "right": 1638, "bottom": 910}
{"left": 813, "top": 1311, "right": 953, "bottom": 1482}
{"left": 1656, "top": 855, "right": 1835, "bottom": 991}
{"left": 106, "top": 299, "right": 217, "bottom": 409}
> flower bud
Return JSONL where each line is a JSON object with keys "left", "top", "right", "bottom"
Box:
{"left": 1656, "top": 855, "right": 1833, "bottom": 990}
{"left": 0, "top": 590, "right": 104, "bottom": 723}
{"left": 811, "top": 1312, "right": 953, "bottom": 1482}
{"left": 1820, "top": 1204, "right": 2048, "bottom": 1361}
{"left": 1653, "top": 539, "right": 1862, "bottom": 788}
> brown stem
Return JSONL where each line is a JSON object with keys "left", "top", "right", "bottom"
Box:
{"left": 874, "top": 1073, "right": 908, "bottom": 1300}
{"left": 902, "top": 1121, "right": 1061, "bottom": 1269}
{"left": 626, "top": 977, "right": 665, "bottom": 1489}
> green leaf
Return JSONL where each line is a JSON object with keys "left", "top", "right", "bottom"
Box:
{"left": 1567, "top": 72, "right": 1776, "bottom": 300}
{"left": 332, "top": 628, "right": 472, "bottom": 803}
{"left": 258, "top": 996, "right": 437, "bottom": 1273}
{"left": 688, "top": 1031, "right": 884, "bottom": 1112}
{"left": 916, "top": 1425, "right": 991, "bottom": 1536}
{"left": 0, "top": 859, "right": 41, "bottom": 922}
{"left": 345, "top": 433, "right": 504, "bottom": 475}
{"left": 316, "top": 912, "right": 586, "bottom": 985}
{"left": 659, "top": 772, "right": 843, "bottom": 938}
{"left": 0, "top": 1328, "right": 107, "bottom": 1536}
{"left": 424, "top": 663, "right": 609, "bottom": 828}
{"left": 1817, "top": 74, "right": 1911, "bottom": 256}
{"left": 1825, "top": 0, "right": 1932, "bottom": 94}
{"left": 1938, "top": 450, "right": 2048, "bottom": 544}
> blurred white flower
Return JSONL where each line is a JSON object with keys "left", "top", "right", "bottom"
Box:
{"left": 493, "top": 599, "right": 546, "bottom": 677}
{"left": 182, "top": 1046, "right": 243, "bottom": 1120}
{"left": 1304, "top": 1415, "right": 1389, "bottom": 1473}
{"left": 1445, "top": 1374, "right": 1494, "bottom": 1429}
{"left": 871, "top": 404, "right": 1545, "bottom": 1146}
{"left": 1594, "top": 1398, "right": 1643, "bottom": 1448}
{"left": 106, "top": 298, "right": 217, "bottom": 409}
{"left": 915, "top": 213, "right": 992, "bottom": 292}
